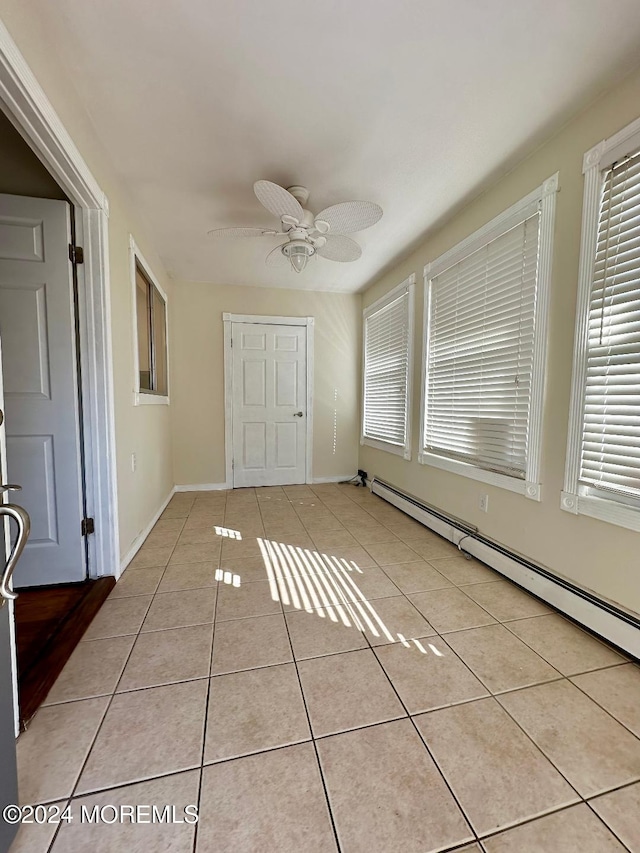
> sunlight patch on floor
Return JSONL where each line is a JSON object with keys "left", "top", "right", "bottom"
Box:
{"left": 215, "top": 526, "right": 242, "bottom": 539}
{"left": 214, "top": 569, "right": 241, "bottom": 586}
{"left": 257, "top": 537, "right": 399, "bottom": 645}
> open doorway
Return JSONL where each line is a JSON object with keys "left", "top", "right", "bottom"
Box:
{"left": 0, "top": 109, "right": 114, "bottom": 724}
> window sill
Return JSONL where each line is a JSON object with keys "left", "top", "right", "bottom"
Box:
{"left": 561, "top": 490, "right": 640, "bottom": 533}
{"left": 361, "top": 436, "right": 411, "bottom": 460}
{"left": 134, "top": 392, "right": 170, "bottom": 407}
{"left": 419, "top": 450, "right": 541, "bottom": 500}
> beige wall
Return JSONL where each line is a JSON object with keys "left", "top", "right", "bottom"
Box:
{"left": 0, "top": 4, "right": 175, "bottom": 562}
{"left": 360, "top": 64, "right": 640, "bottom": 616}
{"left": 107, "top": 199, "right": 174, "bottom": 557}
{"left": 170, "top": 282, "right": 360, "bottom": 487}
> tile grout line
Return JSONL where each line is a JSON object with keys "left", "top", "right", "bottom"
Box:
{"left": 43, "top": 501, "right": 197, "bottom": 845}
{"left": 32, "top": 486, "right": 639, "bottom": 850}
{"left": 382, "top": 612, "right": 608, "bottom": 822}
{"left": 356, "top": 602, "right": 480, "bottom": 848}
{"left": 316, "top": 491, "right": 634, "bottom": 833}
{"left": 582, "top": 797, "right": 635, "bottom": 853}
{"left": 31, "top": 572, "right": 640, "bottom": 816}
{"left": 121, "top": 487, "right": 640, "bottom": 777}
{"left": 430, "top": 624, "right": 567, "bottom": 697}
{"left": 497, "top": 618, "right": 640, "bottom": 741}
{"left": 406, "top": 521, "right": 635, "bottom": 667}
{"left": 39, "top": 529, "right": 174, "bottom": 852}
{"left": 28, "top": 736, "right": 640, "bottom": 813}
{"left": 180, "top": 489, "right": 640, "bottom": 760}
{"left": 482, "top": 681, "right": 588, "bottom": 805}
{"left": 277, "top": 605, "right": 345, "bottom": 853}
{"left": 393, "top": 590, "right": 629, "bottom": 826}
{"left": 567, "top": 668, "right": 640, "bottom": 743}
{"left": 475, "top": 796, "right": 634, "bottom": 848}
{"left": 499, "top": 651, "right": 640, "bottom": 743}
{"left": 32, "top": 485, "right": 367, "bottom": 831}
{"left": 257, "top": 494, "right": 344, "bottom": 853}
{"left": 191, "top": 512, "right": 224, "bottom": 853}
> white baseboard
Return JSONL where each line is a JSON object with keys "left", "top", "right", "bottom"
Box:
{"left": 119, "top": 487, "right": 176, "bottom": 574}
{"left": 174, "top": 482, "right": 228, "bottom": 492}
{"left": 312, "top": 475, "right": 357, "bottom": 484}
{"left": 175, "top": 478, "right": 355, "bottom": 490}
{"left": 371, "top": 477, "right": 640, "bottom": 660}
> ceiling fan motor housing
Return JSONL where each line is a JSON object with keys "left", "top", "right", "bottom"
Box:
{"left": 286, "top": 186, "right": 310, "bottom": 206}
{"left": 282, "top": 209, "right": 315, "bottom": 232}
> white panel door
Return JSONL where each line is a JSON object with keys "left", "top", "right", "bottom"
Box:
{"left": 0, "top": 194, "right": 85, "bottom": 586}
{"left": 232, "top": 322, "right": 307, "bottom": 487}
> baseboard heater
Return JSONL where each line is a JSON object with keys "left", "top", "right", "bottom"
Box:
{"left": 371, "top": 477, "right": 640, "bottom": 660}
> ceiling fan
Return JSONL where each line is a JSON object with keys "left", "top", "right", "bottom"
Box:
{"left": 208, "top": 181, "right": 383, "bottom": 273}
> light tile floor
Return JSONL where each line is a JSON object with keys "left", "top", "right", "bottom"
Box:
{"left": 10, "top": 484, "right": 640, "bottom": 852}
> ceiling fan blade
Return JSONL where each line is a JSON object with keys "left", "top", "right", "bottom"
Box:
{"left": 254, "top": 181, "right": 304, "bottom": 221}
{"left": 265, "top": 243, "right": 289, "bottom": 267}
{"left": 314, "top": 200, "right": 382, "bottom": 233}
{"left": 208, "top": 227, "right": 281, "bottom": 239}
{"left": 316, "top": 234, "right": 362, "bottom": 262}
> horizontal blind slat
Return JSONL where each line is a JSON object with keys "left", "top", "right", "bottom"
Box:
{"left": 578, "top": 148, "right": 640, "bottom": 498}
{"left": 424, "top": 212, "right": 539, "bottom": 475}
{"left": 363, "top": 289, "right": 410, "bottom": 447}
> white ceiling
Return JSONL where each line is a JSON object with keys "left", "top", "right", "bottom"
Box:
{"left": 32, "top": 0, "right": 640, "bottom": 292}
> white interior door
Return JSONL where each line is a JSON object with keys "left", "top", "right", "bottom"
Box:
{"left": 232, "top": 322, "right": 307, "bottom": 487}
{"left": 0, "top": 194, "right": 85, "bottom": 587}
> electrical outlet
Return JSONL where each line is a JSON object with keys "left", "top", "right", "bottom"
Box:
{"left": 131, "top": 452, "right": 137, "bottom": 473}
{"left": 479, "top": 493, "right": 489, "bottom": 513}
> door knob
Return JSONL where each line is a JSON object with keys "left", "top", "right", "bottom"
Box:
{"left": 0, "top": 484, "right": 21, "bottom": 494}
{"left": 293, "top": 411, "right": 304, "bottom": 417}
{"left": 0, "top": 504, "right": 30, "bottom": 603}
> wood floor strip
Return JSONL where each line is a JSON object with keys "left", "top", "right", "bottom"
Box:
{"left": 16, "top": 577, "right": 115, "bottom": 727}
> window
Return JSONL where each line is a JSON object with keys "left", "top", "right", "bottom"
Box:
{"left": 130, "top": 236, "right": 169, "bottom": 405}
{"left": 362, "top": 275, "right": 414, "bottom": 458}
{"left": 420, "top": 176, "right": 558, "bottom": 498}
{"left": 563, "top": 119, "right": 640, "bottom": 531}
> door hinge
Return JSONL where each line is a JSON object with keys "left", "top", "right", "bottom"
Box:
{"left": 232, "top": 459, "right": 235, "bottom": 470}
{"left": 81, "top": 517, "right": 95, "bottom": 536}
{"left": 69, "top": 244, "right": 84, "bottom": 265}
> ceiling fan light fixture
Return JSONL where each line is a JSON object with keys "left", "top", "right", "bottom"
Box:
{"left": 282, "top": 240, "right": 315, "bottom": 273}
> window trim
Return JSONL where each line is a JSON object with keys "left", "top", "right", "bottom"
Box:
{"left": 361, "top": 274, "right": 415, "bottom": 459}
{"left": 129, "top": 235, "right": 170, "bottom": 406}
{"left": 419, "top": 173, "right": 559, "bottom": 500}
{"left": 562, "top": 117, "right": 640, "bottom": 532}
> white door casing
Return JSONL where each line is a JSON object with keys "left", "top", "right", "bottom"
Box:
{"left": 0, "top": 19, "right": 119, "bottom": 779}
{"left": 0, "top": 194, "right": 85, "bottom": 586}
{"left": 225, "top": 315, "right": 313, "bottom": 488}
{"left": 0, "top": 335, "right": 20, "bottom": 738}
{"left": 0, "top": 19, "right": 119, "bottom": 584}
{"left": 0, "top": 360, "right": 20, "bottom": 828}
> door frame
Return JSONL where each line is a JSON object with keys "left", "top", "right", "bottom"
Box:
{"left": 0, "top": 338, "right": 20, "bottom": 736}
{"left": 0, "top": 20, "right": 119, "bottom": 578}
{"left": 223, "top": 313, "right": 314, "bottom": 488}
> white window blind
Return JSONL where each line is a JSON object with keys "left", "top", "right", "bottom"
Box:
{"left": 424, "top": 212, "right": 541, "bottom": 477}
{"left": 579, "top": 149, "right": 640, "bottom": 500}
{"left": 363, "top": 286, "right": 412, "bottom": 451}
